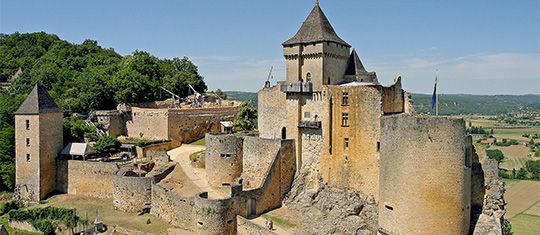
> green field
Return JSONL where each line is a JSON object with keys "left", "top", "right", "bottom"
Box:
{"left": 510, "top": 214, "right": 540, "bottom": 235}
{"left": 190, "top": 137, "right": 206, "bottom": 146}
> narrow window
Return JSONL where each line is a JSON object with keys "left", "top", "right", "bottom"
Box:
{"left": 26, "top": 138, "right": 30, "bottom": 146}
{"left": 344, "top": 138, "right": 349, "bottom": 150}
{"left": 26, "top": 154, "right": 30, "bottom": 162}
{"left": 304, "top": 112, "right": 311, "bottom": 119}
{"left": 385, "top": 205, "right": 394, "bottom": 211}
{"left": 465, "top": 147, "right": 472, "bottom": 168}
{"left": 306, "top": 72, "right": 312, "bottom": 82}
{"left": 342, "top": 91, "right": 349, "bottom": 106}
{"left": 377, "top": 142, "right": 381, "bottom": 152}
{"left": 25, "top": 120, "right": 30, "bottom": 130}
{"left": 341, "top": 112, "right": 349, "bottom": 127}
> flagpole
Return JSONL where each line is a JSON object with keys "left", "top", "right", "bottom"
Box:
{"left": 435, "top": 70, "right": 439, "bottom": 116}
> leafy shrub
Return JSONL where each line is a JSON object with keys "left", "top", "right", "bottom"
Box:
{"left": 94, "top": 136, "right": 120, "bottom": 156}
{"left": 0, "top": 200, "right": 21, "bottom": 215}
{"left": 8, "top": 206, "right": 80, "bottom": 234}
{"left": 486, "top": 149, "right": 505, "bottom": 163}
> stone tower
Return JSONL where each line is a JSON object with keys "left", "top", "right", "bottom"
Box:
{"left": 14, "top": 85, "right": 63, "bottom": 202}
{"left": 282, "top": 2, "right": 351, "bottom": 91}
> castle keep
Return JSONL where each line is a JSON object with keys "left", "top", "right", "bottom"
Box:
{"left": 258, "top": 3, "right": 504, "bottom": 234}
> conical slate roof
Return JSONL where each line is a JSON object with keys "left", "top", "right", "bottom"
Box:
{"left": 14, "top": 85, "right": 61, "bottom": 115}
{"left": 283, "top": 4, "right": 350, "bottom": 47}
{"left": 345, "top": 49, "right": 367, "bottom": 75}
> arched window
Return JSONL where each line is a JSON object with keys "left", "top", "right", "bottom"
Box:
{"left": 306, "top": 72, "right": 312, "bottom": 82}
{"left": 281, "top": 127, "right": 287, "bottom": 140}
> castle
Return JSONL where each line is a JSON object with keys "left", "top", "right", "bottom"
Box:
{"left": 13, "top": 3, "right": 505, "bottom": 235}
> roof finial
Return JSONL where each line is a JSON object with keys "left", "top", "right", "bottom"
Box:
{"left": 315, "top": 0, "right": 319, "bottom": 6}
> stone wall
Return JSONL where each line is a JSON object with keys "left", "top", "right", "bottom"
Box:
{"left": 194, "top": 192, "right": 237, "bottom": 235}
{"left": 14, "top": 115, "right": 40, "bottom": 202}
{"left": 471, "top": 158, "right": 506, "bottom": 234}
{"left": 113, "top": 174, "right": 154, "bottom": 213}
{"left": 380, "top": 77, "right": 404, "bottom": 114}
{"left": 127, "top": 107, "right": 239, "bottom": 143}
{"left": 236, "top": 216, "right": 271, "bottom": 235}
{"left": 257, "top": 85, "right": 286, "bottom": 140}
{"left": 241, "top": 137, "right": 281, "bottom": 189}
{"left": 151, "top": 184, "right": 196, "bottom": 229}
{"left": 135, "top": 141, "right": 179, "bottom": 158}
{"left": 378, "top": 114, "right": 471, "bottom": 235}
{"left": 321, "top": 85, "right": 383, "bottom": 199}
{"left": 15, "top": 111, "right": 63, "bottom": 202}
{"left": 168, "top": 107, "right": 238, "bottom": 143}
{"left": 127, "top": 109, "right": 169, "bottom": 140}
{"left": 205, "top": 134, "right": 244, "bottom": 187}
{"left": 56, "top": 160, "right": 119, "bottom": 199}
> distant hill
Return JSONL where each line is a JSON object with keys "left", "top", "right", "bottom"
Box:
{"left": 225, "top": 91, "right": 540, "bottom": 115}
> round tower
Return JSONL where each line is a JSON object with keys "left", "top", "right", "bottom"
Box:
{"left": 379, "top": 114, "right": 471, "bottom": 235}
{"left": 205, "top": 134, "right": 243, "bottom": 187}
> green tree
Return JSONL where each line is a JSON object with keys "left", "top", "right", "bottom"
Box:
{"left": 525, "top": 160, "right": 540, "bottom": 180}
{"left": 503, "top": 219, "right": 513, "bottom": 235}
{"left": 93, "top": 136, "right": 120, "bottom": 156}
{"left": 63, "top": 116, "right": 96, "bottom": 143}
{"left": 233, "top": 101, "right": 257, "bottom": 131}
{"left": 486, "top": 149, "right": 505, "bottom": 163}
{"left": 516, "top": 168, "right": 527, "bottom": 180}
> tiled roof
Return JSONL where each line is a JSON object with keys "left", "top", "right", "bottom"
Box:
{"left": 14, "top": 85, "right": 61, "bottom": 115}
{"left": 283, "top": 4, "right": 350, "bottom": 47}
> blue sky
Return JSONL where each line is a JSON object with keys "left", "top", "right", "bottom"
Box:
{"left": 1, "top": 0, "right": 539, "bottom": 94}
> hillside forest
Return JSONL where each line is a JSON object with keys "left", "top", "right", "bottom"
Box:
{"left": 0, "top": 32, "right": 207, "bottom": 191}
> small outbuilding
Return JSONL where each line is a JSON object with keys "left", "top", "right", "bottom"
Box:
{"left": 61, "top": 143, "right": 94, "bottom": 160}
{"left": 220, "top": 121, "right": 233, "bottom": 134}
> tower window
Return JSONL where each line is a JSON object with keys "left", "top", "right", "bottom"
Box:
{"left": 306, "top": 72, "right": 312, "bottom": 82}
{"left": 342, "top": 92, "right": 349, "bottom": 106}
{"left": 25, "top": 120, "right": 30, "bottom": 130}
{"left": 344, "top": 138, "right": 349, "bottom": 150}
{"left": 377, "top": 142, "right": 381, "bottom": 152}
{"left": 304, "top": 112, "right": 311, "bottom": 119}
{"left": 26, "top": 138, "right": 30, "bottom": 146}
{"left": 341, "top": 112, "right": 349, "bottom": 127}
{"left": 26, "top": 154, "right": 30, "bottom": 162}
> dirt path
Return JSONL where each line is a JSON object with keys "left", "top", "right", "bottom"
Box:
{"left": 250, "top": 217, "right": 294, "bottom": 235}
{"left": 505, "top": 180, "right": 540, "bottom": 218}
{"left": 167, "top": 145, "right": 212, "bottom": 193}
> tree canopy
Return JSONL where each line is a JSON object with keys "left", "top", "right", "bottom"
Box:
{"left": 0, "top": 32, "right": 208, "bottom": 191}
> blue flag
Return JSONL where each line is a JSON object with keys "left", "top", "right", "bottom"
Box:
{"left": 431, "top": 77, "right": 437, "bottom": 109}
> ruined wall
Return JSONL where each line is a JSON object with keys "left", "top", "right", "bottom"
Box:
{"left": 241, "top": 137, "right": 281, "bottom": 189}
{"left": 379, "top": 114, "right": 471, "bottom": 235}
{"left": 205, "top": 134, "right": 244, "bottom": 187}
{"left": 135, "top": 141, "right": 179, "bottom": 158}
{"left": 126, "top": 109, "right": 169, "bottom": 140}
{"left": 471, "top": 158, "right": 506, "bottom": 235}
{"left": 257, "top": 85, "right": 286, "bottom": 139}
{"left": 194, "top": 192, "right": 237, "bottom": 235}
{"left": 151, "top": 184, "right": 196, "bottom": 229}
{"left": 56, "top": 160, "right": 119, "bottom": 199}
{"left": 168, "top": 107, "right": 238, "bottom": 143}
{"left": 321, "top": 85, "right": 383, "bottom": 199}
{"left": 403, "top": 91, "right": 415, "bottom": 114}
{"left": 127, "top": 107, "right": 238, "bottom": 143}
{"left": 239, "top": 139, "right": 296, "bottom": 217}
{"left": 380, "top": 77, "right": 404, "bottom": 114}
{"left": 236, "top": 216, "right": 271, "bottom": 235}
{"left": 112, "top": 174, "right": 153, "bottom": 213}
{"left": 15, "top": 115, "right": 40, "bottom": 202}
